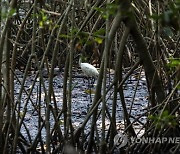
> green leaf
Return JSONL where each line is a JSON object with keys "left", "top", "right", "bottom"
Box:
{"left": 94, "top": 7, "right": 105, "bottom": 14}
{"left": 167, "top": 58, "right": 180, "bottom": 68}
{"left": 148, "top": 110, "right": 177, "bottom": 129}
{"left": 95, "top": 3, "right": 118, "bottom": 19}
{"left": 8, "top": 8, "right": 16, "bottom": 17}
{"left": 58, "top": 120, "right": 64, "bottom": 125}
{"left": 19, "top": 112, "right": 25, "bottom": 118}
{"left": 85, "top": 89, "right": 96, "bottom": 94}
{"left": 94, "top": 37, "right": 103, "bottom": 44}
{"left": 39, "top": 21, "right": 44, "bottom": 28}
{"left": 94, "top": 28, "right": 105, "bottom": 36}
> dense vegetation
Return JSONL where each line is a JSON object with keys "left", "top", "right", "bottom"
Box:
{"left": 0, "top": 0, "right": 179, "bottom": 153}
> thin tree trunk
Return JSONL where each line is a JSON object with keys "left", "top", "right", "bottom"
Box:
{"left": 100, "top": 0, "right": 110, "bottom": 152}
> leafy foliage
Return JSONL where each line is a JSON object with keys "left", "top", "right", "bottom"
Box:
{"left": 149, "top": 110, "right": 177, "bottom": 129}
{"left": 0, "top": 8, "right": 16, "bottom": 19}
{"left": 167, "top": 58, "right": 180, "bottom": 68}
{"left": 38, "top": 10, "right": 53, "bottom": 29}
{"left": 60, "top": 28, "right": 105, "bottom": 47}
{"left": 151, "top": 0, "right": 180, "bottom": 34}
{"left": 167, "top": 58, "right": 180, "bottom": 84}
{"left": 95, "top": 2, "right": 118, "bottom": 19}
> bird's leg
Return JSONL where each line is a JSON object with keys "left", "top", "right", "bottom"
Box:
{"left": 87, "top": 78, "right": 92, "bottom": 110}
{"left": 83, "top": 76, "right": 88, "bottom": 85}
{"left": 87, "top": 77, "right": 90, "bottom": 89}
{"left": 91, "top": 77, "right": 95, "bottom": 87}
{"left": 88, "top": 78, "right": 92, "bottom": 102}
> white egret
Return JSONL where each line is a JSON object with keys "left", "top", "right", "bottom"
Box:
{"left": 79, "top": 55, "right": 99, "bottom": 104}
{"left": 79, "top": 59, "right": 99, "bottom": 78}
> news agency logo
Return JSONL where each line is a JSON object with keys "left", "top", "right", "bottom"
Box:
{"left": 114, "top": 132, "right": 128, "bottom": 148}
{"left": 114, "top": 132, "right": 180, "bottom": 149}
